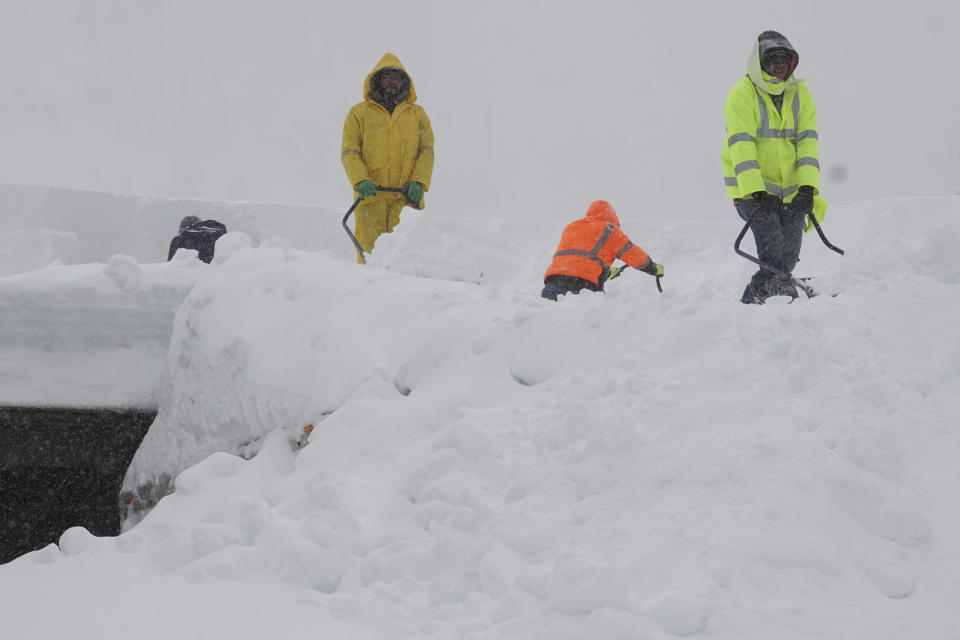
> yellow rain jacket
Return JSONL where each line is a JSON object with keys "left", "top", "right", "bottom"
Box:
{"left": 341, "top": 53, "right": 435, "bottom": 208}
{"left": 721, "top": 39, "right": 827, "bottom": 230}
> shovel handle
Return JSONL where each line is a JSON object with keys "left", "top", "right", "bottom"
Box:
{"left": 734, "top": 220, "right": 816, "bottom": 298}
{"left": 806, "top": 212, "right": 845, "bottom": 255}
{"left": 341, "top": 186, "right": 422, "bottom": 261}
{"left": 341, "top": 197, "right": 366, "bottom": 258}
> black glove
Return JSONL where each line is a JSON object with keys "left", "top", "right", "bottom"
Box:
{"left": 791, "top": 185, "right": 815, "bottom": 217}
{"left": 751, "top": 191, "right": 782, "bottom": 217}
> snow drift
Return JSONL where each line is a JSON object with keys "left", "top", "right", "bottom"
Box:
{"left": 0, "top": 184, "right": 347, "bottom": 277}
{"left": 3, "top": 188, "right": 960, "bottom": 638}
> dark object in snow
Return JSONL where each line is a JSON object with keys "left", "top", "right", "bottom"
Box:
{"left": 167, "top": 217, "right": 227, "bottom": 264}
{"left": 0, "top": 405, "right": 154, "bottom": 563}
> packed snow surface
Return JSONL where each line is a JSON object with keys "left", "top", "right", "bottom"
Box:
{"left": 0, "top": 185, "right": 344, "bottom": 407}
{"left": 2, "top": 188, "right": 960, "bottom": 639}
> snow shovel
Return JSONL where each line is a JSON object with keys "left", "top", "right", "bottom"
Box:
{"left": 342, "top": 185, "right": 420, "bottom": 263}
{"left": 805, "top": 211, "right": 845, "bottom": 256}
{"left": 733, "top": 210, "right": 844, "bottom": 299}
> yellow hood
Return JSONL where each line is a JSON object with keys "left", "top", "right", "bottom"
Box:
{"left": 363, "top": 52, "right": 417, "bottom": 104}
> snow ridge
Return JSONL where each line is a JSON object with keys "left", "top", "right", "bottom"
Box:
{"left": 4, "top": 196, "right": 960, "bottom": 639}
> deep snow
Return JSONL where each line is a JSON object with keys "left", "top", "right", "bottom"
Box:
{"left": 2, "top": 186, "right": 959, "bottom": 639}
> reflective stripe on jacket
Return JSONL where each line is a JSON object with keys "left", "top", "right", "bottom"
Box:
{"left": 721, "top": 78, "right": 822, "bottom": 201}
{"left": 720, "top": 39, "right": 827, "bottom": 223}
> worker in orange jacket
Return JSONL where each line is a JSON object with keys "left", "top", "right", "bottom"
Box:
{"left": 542, "top": 200, "right": 664, "bottom": 300}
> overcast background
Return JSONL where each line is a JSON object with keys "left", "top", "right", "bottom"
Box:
{"left": 0, "top": 0, "right": 957, "bottom": 219}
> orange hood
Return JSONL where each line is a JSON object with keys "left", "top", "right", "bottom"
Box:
{"left": 585, "top": 200, "right": 620, "bottom": 227}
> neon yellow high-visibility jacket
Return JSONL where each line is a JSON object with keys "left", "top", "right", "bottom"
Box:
{"left": 342, "top": 53, "right": 435, "bottom": 208}
{"left": 721, "top": 38, "right": 826, "bottom": 228}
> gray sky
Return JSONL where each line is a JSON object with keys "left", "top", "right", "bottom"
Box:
{"left": 0, "top": 0, "right": 957, "bottom": 220}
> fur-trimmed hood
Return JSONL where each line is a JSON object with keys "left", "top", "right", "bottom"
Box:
{"left": 363, "top": 52, "right": 417, "bottom": 106}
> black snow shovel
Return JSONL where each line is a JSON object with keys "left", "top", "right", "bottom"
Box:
{"left": 734, "top": 210, "right": 844, "bottom": 299}
{"left": 342, "top": 185, "right": 421, "bottom": 264}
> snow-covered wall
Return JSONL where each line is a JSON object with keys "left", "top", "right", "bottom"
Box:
{"left": 0, "top": 184, "right": 347, "bottom": 277}
{"left": 0, "top": 257, "right": 203, "bottom": 408}
{"left": 0, "top": 183, "right": 352, "bottom": 407}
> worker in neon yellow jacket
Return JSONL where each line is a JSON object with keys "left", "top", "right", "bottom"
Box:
{"left": 721, "top": 30, "right": 827, "bottom": 304}
{"left": 341, "top": 53, "right": 435, "bottom": 263}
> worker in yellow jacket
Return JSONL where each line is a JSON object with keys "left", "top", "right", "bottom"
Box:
{"left": 341, "top": 53, "right": 435, "bottom": 263}
{"left": 721, "top": 30, "right": 827, "bottom": 304}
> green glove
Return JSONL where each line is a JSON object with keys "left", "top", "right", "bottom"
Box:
{"left": 639, "top": 260, "right": 664, "bottom": 277}
{"left": 404, "top": 181, "right": 423, "bottom": 205}
{"left": 356, "top": 180, "right": 377, "bottom": 198}
{"left": 608, "top": 265, "right": 624, "bottom": 280}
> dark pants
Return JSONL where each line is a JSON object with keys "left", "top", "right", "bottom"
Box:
{"left": 735, "top": 197, "right": 805, "bottom": 293}
{"left": 541, "top": 274, "right": 603, "bottom": 301}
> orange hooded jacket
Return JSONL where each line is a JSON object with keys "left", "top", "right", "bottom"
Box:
{"left": 544, "top": 201, "right": 651, "bottom": 286}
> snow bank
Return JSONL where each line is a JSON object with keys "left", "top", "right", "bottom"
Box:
{"left": 0, "top": 256, "right": 207, "bottom": 407}
{"left": 0, "top": 183, "right": 349, "bottom": 406}
{"left": 3, "top": 194, "right": 960, "bottom": 638}
{"left": 0, "top": 183, "right": 348, "bottom": 277}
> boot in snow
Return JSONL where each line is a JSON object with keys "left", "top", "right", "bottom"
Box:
{"left": 740, "top": 281, "right": 766, "bottom": 304}
{"left": 766, "top": 275, "right": 799, "bottom": 300}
